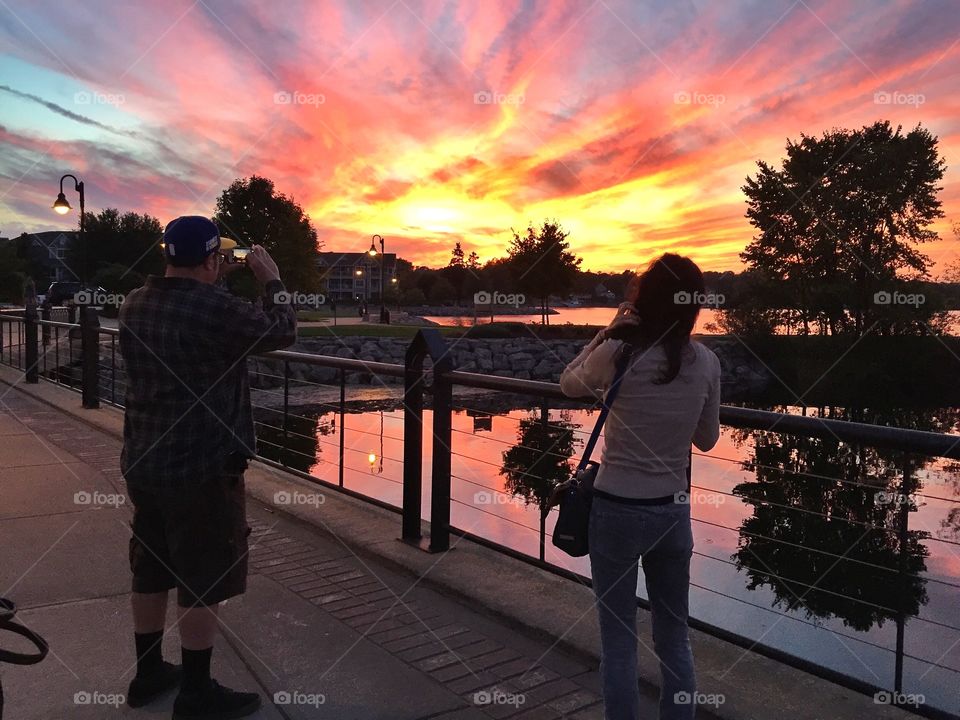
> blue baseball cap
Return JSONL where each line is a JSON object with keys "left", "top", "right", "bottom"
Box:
{"left": 162, "top": 216, "right": 234, "bottom": 267}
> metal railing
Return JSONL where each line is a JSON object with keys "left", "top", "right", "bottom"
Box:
{"left": 1, "top": 313, "right": 957, "bottom": 719}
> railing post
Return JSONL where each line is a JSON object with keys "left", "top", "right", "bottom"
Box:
{"left": 539, "top": 401, "right": 548, "bottom": 562}
{"left": 894, "top": 457, "right": 912, "bottom": 696}
{"left": 428, "top": 349, "right": 453, "bottom": 553}
{"left": 402, "top": 341, "right": 425, "bottom": 542}
{"left": 402, "top": 328, "right": 452, "bottom": 548}
{"left": 110, "top": 336, "right": 116, "bottom": 404}
{"left": 24, "top": 301, "right": 39, "bottom": 385}
{"left": 79, "top": 306, "right": 100, "bottom": 409}
{"left": 41, "top": 304, "right": 50, "bottom": 347}
{"left": 338, "top": 368, "right": 345, "bottom": 488}
{"left": 282, "top": 360, "right": 290, "bottom": 468}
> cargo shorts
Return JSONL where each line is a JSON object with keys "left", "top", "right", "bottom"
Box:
{"left": 128, "top": 457, "right": 250, "bottom": 607}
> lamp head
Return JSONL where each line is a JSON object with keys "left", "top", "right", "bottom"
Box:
{"left": 53, "top": 193, "right": 71, "bottom": 215}
{"left": 368, "top": 241, "right": 377, "bottom": 256}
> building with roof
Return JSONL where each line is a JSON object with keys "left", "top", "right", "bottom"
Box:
{"left": 16, "top": 231, "right": 79, "bottom": 287}
{"left": 318, "top": 251, "right": 397, "bottom": 302}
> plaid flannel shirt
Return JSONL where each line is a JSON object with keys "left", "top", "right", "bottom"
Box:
{"left": 119, "top": 276, "right": 296, "bottom": 492}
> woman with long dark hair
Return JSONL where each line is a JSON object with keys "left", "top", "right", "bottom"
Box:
{"left": 560, "top": 253, "right": 721, "bottom": 720}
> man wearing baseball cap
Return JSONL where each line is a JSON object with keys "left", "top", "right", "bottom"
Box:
{"left": 118, "top": 216, "right": 296, "bottom": 718}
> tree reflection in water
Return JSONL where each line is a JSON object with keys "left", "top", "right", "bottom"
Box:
{"left": 939, "top": 460, "right": 960, "bottom": 542}
{"left": 499, "top": 403, "right": 581, "bottom": 556}
{"left": 254, "top": 409, "right": 331, "bottom": 473}
{"left": 727, "top": 406, "right": 960, "bottom": 631}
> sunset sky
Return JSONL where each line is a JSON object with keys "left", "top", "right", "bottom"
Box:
{"left": 0, "top": 0, "right": 958, "bottom": 272}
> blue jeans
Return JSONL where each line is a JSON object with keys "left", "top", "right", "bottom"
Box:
{"left": 589, "top": 496, "right": 695, "bottom": 720}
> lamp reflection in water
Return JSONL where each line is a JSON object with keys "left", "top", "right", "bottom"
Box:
{"left": 368, "top": 411, "right": 385, "bottom": 474}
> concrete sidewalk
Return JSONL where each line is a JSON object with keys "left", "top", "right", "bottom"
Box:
{"left": 0, "top": 386, "right": 613, "bottom": 719}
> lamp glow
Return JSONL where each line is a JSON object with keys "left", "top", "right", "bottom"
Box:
{"left": 52, "top": 192, "right": 71, "bottom": 214}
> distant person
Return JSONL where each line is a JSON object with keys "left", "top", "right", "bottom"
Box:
{"left": 118, "top": 216, "right": 296, "bottom": 719}
{"left": 560, "top": 253, "right": 720, "bottom": 720}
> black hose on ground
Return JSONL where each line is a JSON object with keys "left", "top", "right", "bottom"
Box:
{"left": 0, "top": 598, "right": 49, "bottom": 720}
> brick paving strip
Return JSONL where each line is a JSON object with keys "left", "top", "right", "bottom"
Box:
{"left": 1, "top": 388, "right": 606, "bottom": 719}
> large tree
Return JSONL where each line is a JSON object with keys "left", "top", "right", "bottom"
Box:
{"left": 443, "top": 241, "right": 468, "bottom": 305}
{"left": 506, "top": 220, "right": 581, "bottom": 324}
{"left": 65, "top": 209, "right": 163, "bottom": 286}
{"left": 214, "top": 176, "right": 322, "bottom": 292}
{"left": 0, "top": 240, "right": 28, "bottom": 303}
{"left": 740, "top": 121, "right": 945, "bottom": 336}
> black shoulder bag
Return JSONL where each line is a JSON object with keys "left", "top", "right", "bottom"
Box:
{"left": 552, "top": 343, "right": 633, "bottom": 557}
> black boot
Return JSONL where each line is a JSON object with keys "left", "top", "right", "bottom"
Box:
{"left": 173, "top": 647, "right": 259, "bottom": 719}
{"left": 172, "top": 680, "right": 261, "bottom": 719}
{"left": 128, "top": 660, "right": 181, "bottom": 707}
{"left": 128, "top": 630, "right": 180, "bottom": 707}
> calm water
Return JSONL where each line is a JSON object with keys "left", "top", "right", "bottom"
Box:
{"left": 424, "top": 307, "right": 960, "bottom": 336}
{"left": 423, "top": 307, "right": 723, "bottom": 333}
{"left": 254, "top": 399, "right": 960, "bottom": 715}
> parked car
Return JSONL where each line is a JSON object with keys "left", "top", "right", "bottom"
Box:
{"left": 44, "top": 282, "right": 82, "bottom": 306}
{"left": 44, "top": 282, "right": 106, "bottom": 306}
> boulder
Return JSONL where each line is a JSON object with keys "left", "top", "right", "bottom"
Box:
{"left": 508, "top": 352, "right": 536, "bottom": 371}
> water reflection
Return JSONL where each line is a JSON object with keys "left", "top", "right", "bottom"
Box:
{"left": 938, "top": 460, "right": 960, "bottom": 542}
{"left": 255, "top": 409, "right": 329, "bottom": 472}
{"left": 498, "top": 404, "right": 578, "bottom": 511}
{"left": 251, "top": 399, "right": 959, "bottom": 712}
{"left": 729, "top": 426, "right": 929, "bottom": 631}
{"left": 725, "top": 405, "right": 960, "bottom": 631}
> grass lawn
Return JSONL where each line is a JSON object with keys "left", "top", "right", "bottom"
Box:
{"left": 296, "top": 310, "right": 335, "bottom": 321}
{"left": 298, "top": 324, "right": 465, "bottom": 338}
{"left": 297, "top": 322, "right": 603, "bottom": 340}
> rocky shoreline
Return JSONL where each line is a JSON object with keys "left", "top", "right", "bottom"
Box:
{"left": 246, "top": 335, "right": 771, "bottom": 400}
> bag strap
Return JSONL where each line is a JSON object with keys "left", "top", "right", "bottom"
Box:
{"left": 577, "top": 342, "right": 634, "bottom": 472}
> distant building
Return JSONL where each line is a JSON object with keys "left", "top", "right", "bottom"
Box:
{"left": 593, "top": 282, "right": 616, "bottom": 301}
{"left": 318, "top": 251, "right": 397, "bottom": 302}
{"left": 17, "top": 231, "right": 79, "bottom": 287}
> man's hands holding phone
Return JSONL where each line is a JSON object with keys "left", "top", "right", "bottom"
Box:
{"left": 245, "top": 245, "right": 281, "bottom": 284}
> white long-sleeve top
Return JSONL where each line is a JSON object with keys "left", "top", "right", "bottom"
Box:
{"left": 559, "top": 333, "right": 721, "bottom": 499}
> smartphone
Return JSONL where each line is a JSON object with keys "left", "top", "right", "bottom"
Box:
{"left": 233, "top": 248, "right": 251, "bottom": 263}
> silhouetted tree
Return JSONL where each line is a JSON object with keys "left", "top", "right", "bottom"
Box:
{"left": 214, "top": 176, "right": 322, "bottom": 293}
{"left": 507, "top": 220, "right": 581, "bottom": 324}
{"left": 444, "top": 241, "right": 468, "bottom": 305}
{"left": 0, "top": 240, "right": 28, "bottom": 303}
{"left": 741, "top": 121, "right": 945, "bottom": 336}
{"left": 65, "top": 209, "right": 163, "bottom": 286}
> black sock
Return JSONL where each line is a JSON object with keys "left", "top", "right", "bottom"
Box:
{"left": 181, "top": 646, "right": 213, "bottom": 693}
{"left": 134, "top": 631, "right": 164, "bottom": 678}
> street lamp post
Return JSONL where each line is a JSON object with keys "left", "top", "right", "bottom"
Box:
{"left": 368, "top": 234, "right": 386, "bottom": 323}
{"left": 52, "top": 174, "right": 85, "bottom": 284}
{"left": 355, "top": 268, "right": 366, "bottom": 317}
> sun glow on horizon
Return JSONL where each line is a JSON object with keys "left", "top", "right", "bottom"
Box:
{"left": 0, "top": 1, "right": 958, "bottom": 272}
